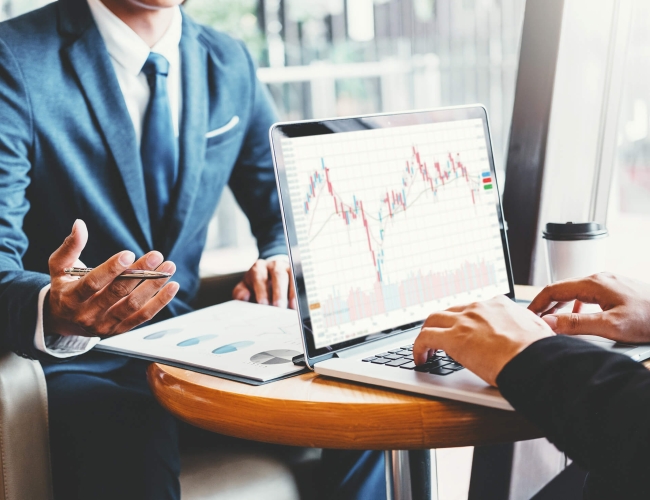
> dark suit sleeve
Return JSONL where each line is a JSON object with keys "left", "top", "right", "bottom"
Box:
{"left": 228, "top": 44, "right": 286, "bottom": 260}
{"left": 497, "top": 335, "right": 650, "bottom": 497}
{"left": 0, "top": 38, "right": 51, "bottom": 359}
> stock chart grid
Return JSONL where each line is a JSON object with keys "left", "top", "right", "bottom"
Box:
{"left": 282, "top": 119, "right": 510, "bottom": 348}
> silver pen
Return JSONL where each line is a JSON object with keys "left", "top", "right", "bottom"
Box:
{"left": 64, "top": 267, "right": 172, "bottom": 280}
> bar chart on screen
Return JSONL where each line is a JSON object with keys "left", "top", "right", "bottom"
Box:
{"left": 282, "top": 119, "right": 510, "bottom": 347}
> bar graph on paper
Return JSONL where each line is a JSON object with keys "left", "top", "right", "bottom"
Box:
{"left": 282, "top": 119, "right": 511, "bottom": 348}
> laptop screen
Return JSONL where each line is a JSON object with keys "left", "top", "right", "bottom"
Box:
{"left": 271, "top": 107, "right": 514, "bottom": 361}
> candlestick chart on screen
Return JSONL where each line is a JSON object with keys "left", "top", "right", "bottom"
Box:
{"left": 282, "top": 120, "right": 510, "bottom": 346}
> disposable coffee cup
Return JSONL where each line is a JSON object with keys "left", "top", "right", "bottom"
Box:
{"left": 543, "top": 222, "right": 609, "bottom": 283}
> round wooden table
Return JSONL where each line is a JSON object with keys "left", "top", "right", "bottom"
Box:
{"left": 147, "top": 286, "right": 544, "bottom": 499}
{"left": 148, "top": 360, "right": 542, "bottom": 499}
{"left": 148, "top": 365, "right": 541, "bottom": 451}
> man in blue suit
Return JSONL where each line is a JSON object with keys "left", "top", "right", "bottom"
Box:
{"left": 0, "top": 0, "right": 385, "bottom": 498}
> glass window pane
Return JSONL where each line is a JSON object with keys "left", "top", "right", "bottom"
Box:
{"left": 186, "top": 0, "right": 526, "bottom": 174}
{"left": 605, "top": 0, "right": 650, "bottom": 281}
{"left": 186, "top": 0, "right": 527, "bottom": 260}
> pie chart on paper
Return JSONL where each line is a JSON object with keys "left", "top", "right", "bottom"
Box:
{"left": 250, "top": 349, "right": 301, "bottom": 365}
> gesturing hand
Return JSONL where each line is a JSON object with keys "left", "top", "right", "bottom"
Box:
{"left": 44, "top": 220, "right": 179, "bottom": 338}
{"left": 233, "top": 258, "right": 297, "bottom": 309}
{"left": 413, "top": 296, "right": 554, "bottom": 387}
{"left": 528, "top": 273, "right": 650, "bottom": 344}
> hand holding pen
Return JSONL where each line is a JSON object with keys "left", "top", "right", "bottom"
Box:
{"left": 45, "top": 220, "right": 179, "bottom": 338}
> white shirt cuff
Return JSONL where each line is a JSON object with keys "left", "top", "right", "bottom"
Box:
{"left": 34, "top": 284, "right": 101, "bottom": 358}
{"left": 265, "top": 254, "right": 289, "bottom": 262}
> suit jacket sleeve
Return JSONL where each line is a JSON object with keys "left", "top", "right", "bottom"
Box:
{"left": 497, "top": 335, "right": 650, "bottom": 497}
{"left": 228, "top": 43, "right": 286, "bottom": 260}
{"left": 0, "top": 38, "right": 51, "bottom": 359}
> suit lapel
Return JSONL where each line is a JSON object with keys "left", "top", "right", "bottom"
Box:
{"left": 60, "top": 0, "right": 153, "bottom": 250}
{"left": 162, "top": 16, "right": 209, "bottom": 256}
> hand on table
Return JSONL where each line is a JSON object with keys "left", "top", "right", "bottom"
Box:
{"left": 528, "top": 272, "right": 650, "bottom": 344}
{"left": 413, "top": 296, "right": 554, "bottom": 386}
{"left": 44, "top": 220, "right": 179, "bottom": 337}
{"left": 232, "top": 258, "right": 297, "bottom": 309}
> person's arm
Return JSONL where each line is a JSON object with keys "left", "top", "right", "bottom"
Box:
{"left": 498, "top": 335, "right": 650, "bottom": 497}
{"left": 228, "top": 43, "right": 285, "bottom": 260}
{"left": 0, "top": 37, "right": 52, "bottom": 358}
{"left": 0, "top": 38, "right": 180, "bottom": 358}
{"left": 228, "top": 43, "right": 296, "bottom": 309}
{"left": 528, "top": 272, "right": 650, "bottom": 343}
{"left": 412, "top": 295, "right": 650, "bottom": 498}
{"left": 33, "top": 284, "right": 101, "bottom": 358}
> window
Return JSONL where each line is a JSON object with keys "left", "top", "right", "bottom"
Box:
{"left": 603, "top": 0, "right": 650, "bottom": 282}
{"left": 186, "top": 0, "right": 527, "bottom": 275}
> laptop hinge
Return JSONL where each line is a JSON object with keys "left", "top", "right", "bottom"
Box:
{"left": 292, "top": 354, "right": 306, "bottom": 366}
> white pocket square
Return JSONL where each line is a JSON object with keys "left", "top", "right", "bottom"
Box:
{"left": 206, "top": 116, "right": 240, "bottom": 139}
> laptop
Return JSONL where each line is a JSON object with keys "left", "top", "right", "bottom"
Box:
{"left": 269, "top": 105, "right": 650, "bottom": 411}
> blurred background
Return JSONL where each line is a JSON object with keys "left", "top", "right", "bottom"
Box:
{"left": 605, "top": 0, "right": 650, "bottom": 282}
{"left": 185, "top": 0, "right": 527, "bottom": 275}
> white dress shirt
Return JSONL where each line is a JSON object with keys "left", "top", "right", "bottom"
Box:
{"left": 34, "top": 0, "right": 287, "bottom": 357}
{"left": 89, "top": 0, "right": 183, "bottom": 142}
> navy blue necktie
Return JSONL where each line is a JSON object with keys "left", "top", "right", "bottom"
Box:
{"left": 141, "top": 52, "right": 178, "bottom": 248}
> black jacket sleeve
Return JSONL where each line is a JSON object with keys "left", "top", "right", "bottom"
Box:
{"left": 497, "top": 335, "right": 650, "bottom": 499}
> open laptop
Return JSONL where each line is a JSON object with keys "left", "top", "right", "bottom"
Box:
{"left": 269, "top": 105, "right": 650, "bottom": 411}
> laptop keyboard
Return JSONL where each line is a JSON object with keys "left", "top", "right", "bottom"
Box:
{"left": 361, "top": 344, "right": 464, "bottom": 376}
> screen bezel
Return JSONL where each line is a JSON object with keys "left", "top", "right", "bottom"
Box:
{"left": 270, "top": 105, "right": 515, "bottom": 368}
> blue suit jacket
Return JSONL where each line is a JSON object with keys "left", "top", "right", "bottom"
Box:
{"left": 0, "top": 0, "right": 285, "bottom": 359}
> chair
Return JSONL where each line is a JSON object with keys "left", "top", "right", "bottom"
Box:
{"left": 0, "top": 273, "right": 319, "bottom": 500}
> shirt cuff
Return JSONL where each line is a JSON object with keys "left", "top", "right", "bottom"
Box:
{"left": 265, "top": 254, "right": 289, "bottom": 262}
{"left": 34, "top": 284, "right": 100, "bottom": 358}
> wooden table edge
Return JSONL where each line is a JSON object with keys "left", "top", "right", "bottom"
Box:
{"left": 148, "top": 363, "right": 543, "bottom": 450}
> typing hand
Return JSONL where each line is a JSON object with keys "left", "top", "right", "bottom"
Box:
{"left": 413, "top": 296, "right": 553, "bottom": 387}
{"left": 44, "top": 220, "right": 179, "bottom": 338}
{"left": 232, "top": 258, "right": 297, "bottom": 310}
{"left": 528, "top": 273, "right": 650, "bottom": 344}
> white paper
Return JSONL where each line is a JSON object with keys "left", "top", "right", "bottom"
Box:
{"left": 97, "top": 301, "right": 305, "bottom": 382}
